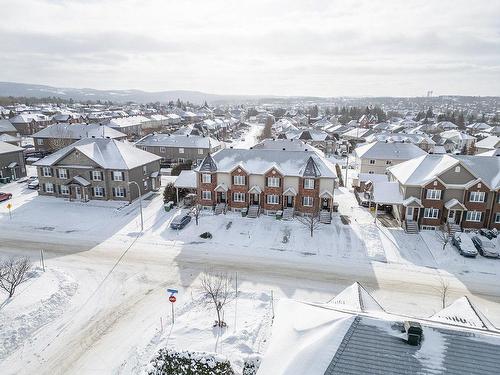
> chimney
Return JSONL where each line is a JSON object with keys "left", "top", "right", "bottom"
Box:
{"left": 404, "top": 321, "right": 422, "bottom": 346}
{"left": 283, "top": 148, "right": 286, "bottom": 150}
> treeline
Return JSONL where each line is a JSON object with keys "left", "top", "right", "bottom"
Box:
{"left": 0, "top": 96, "right": 115, "bottom": 106}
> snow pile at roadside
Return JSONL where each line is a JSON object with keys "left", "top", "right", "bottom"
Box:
{"left": 258, "top": 299, "right": 354, "bottom": 375}
{"left": 0, "top": 267, "right": 78, "bottom": 360}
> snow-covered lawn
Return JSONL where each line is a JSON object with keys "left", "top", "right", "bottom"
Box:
{"left": 0, "top": 267, "right": 78, "bottom": 361}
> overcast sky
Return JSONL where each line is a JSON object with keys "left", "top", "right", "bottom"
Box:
{"left": 1, "top": 0, "right": 499, "bottom": 97}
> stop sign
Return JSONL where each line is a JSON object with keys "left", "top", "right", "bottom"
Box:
{"left": 169, "top": 295, "right": 176, "bottom": 303}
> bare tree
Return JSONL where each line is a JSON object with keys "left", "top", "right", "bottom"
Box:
{"left": 297, "top": 212, "right": 321, "bottom": 238}
{"left": 436, "top": 227, "right": 450, "bottom": 251}
{"left": 434, "top": 278, "right": 450, "bottom": 309}
{"left": 0, "top": 256, "right": 32, "bottom": 298}
{"left": 200, "top": 270, "right": 234, "bottom": 327}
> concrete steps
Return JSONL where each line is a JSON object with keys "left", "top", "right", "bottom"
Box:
{"left": 320, "top": 210, "right": 332, "bottom": 224}
{"left": 405, "top": 220, "right": 419, "bottom": 234}
{"left": 447, "top": 223, "right": 461, "bottom": 235}
{"left": 215, "top": 203, "right": 226, "bottom": 215}
{"left": 283, "top": 208, "right": 294, "bottom": 220}
{"left": 247, "top": 205, "right": 260, "bottom": 218}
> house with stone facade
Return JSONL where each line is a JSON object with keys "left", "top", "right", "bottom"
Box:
{"left": 387, "top": 154, "right": 500, "bottom": 232}
{"left": 195, "top": 149, "right": 337, "bottom": 220}
{"left": 34, "top": 138, "right": 161, "bottom": 202}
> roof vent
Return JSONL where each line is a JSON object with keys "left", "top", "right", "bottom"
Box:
{"left": 230, "top": 146, "right": 233, "bottom": 149}
{"left": 91, "top": 135, "right": 95, "bottom": 138}
{"left": 404, "top": 321, "right": 422, "bottom": 346}
{"left": 250, "top": 147, "right": 253, "bottom": 149}
{"left": 305, "top": 148, "right": 308, "bottom": 151}
{"left": 283, "top": 148, "right": 286, "bottom": 150}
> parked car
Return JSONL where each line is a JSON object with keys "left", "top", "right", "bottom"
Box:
{"left": 471, "top": 236, "right": 499, "bottom": 258}
{"left": 0, "top": 192, "right": 13, "bottom": 202}
{"left": 27, "top": 176, "right": 37, "bottom": 183}
{"left": 451, "top": 233, "right": 478, "bottom": 258}
{"left": 28, "top": 178, "right": 39, "bottom": 190}
{"left": 170, "top": 214, "right": 191, "bottom": 230}
{"left": 479, "top": 228, "right": 497, "bottom": 240}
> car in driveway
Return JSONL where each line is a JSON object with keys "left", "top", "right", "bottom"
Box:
{"left": 471, "top": 236, "right": 499, "bottom": 258}
{"left": 0, "top": 192, "right": 13, "bottom": 202}
{"left": 479, "top": 228, "right": 497, "bottom": 240}
{"left": 170, "top": 214, "right": 191, "bottom": 230}
{"left": 451, "top": 233, "right": 478, "bottom": 258}
{"left": 28, "top": 178, "right": 39, "bottom": 189}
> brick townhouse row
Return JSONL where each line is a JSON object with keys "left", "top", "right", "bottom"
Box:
{"left": 388, "top": 154, "right": 500, "bottom": 230}
{"left": 195, "top": 149, "right": 338, "bottom": 215}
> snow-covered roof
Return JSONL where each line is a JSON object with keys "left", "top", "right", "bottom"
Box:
{"left": 33, "top": 123, "right": 126, "bottom": 139}
{"left": 108, "top": 115, "right": 150, "bottom": 128}
{"left": 34, "top": 138, "right": 161, "bottom": 170}
{"left": 174, "top": 170, "right": 197, "bottom": 189}
{"left": 0, "top": 119, "right": 17, "bottom": 133}
{"left": 259, "top": 298, "right": 500, "bottom": 375}
{"left": 0, "top": 140, "right": 23, "bottom": 154}
{"left": 198, "top": 149, "right": 337, "bottom": 178}
{"left": 135, "top": 133, "right": 220, "bottom": 149}
{"left": 475, "top": 136, "right": 500, "bottom": 150}
{"left": 9, "top": 113, "right": 50, "bottom": 124}
{"left": 372, "top": 181, "right": 404, "bottom": 204}
{"left": 252, "top": 139, "right": 324, "bottom": 156}
{"left": 354, "top": 141, "right": 427, "bottom": 160}
{"left": 328, "top": 282, "right": 385, "bottom": 313}
{"left": 388, "top": 154, "right": 500, "bottom": 189}
{"left": 444, "top": 198, "right": 466, "bottom": 210}
{"left": 431, "top": 297, "right": 496, "bottom": 330}
{"left": 0, "top": 134, "right": 20, "bottom": 143}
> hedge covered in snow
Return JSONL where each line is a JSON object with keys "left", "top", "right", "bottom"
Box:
{"left": 242, "top": 355, "right": 261, "bottom": 375}
{"left": 146, "top": 348, "right": 234, "bottom": 375}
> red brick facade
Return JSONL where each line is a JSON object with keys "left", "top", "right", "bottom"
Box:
{"left": 296, "top": 177, "right": 320, "bottom": 214}
{"left": 262, "top": 168, "right": 283, "bottom": 212}
{"left": 462, "top": 182, "right": 490, "bottom": 229}
{"left": 198, "top": 172, "right": 217, "bottom": 206}
{"left": 229, "top": 167, "right": 248, "bottom": 209}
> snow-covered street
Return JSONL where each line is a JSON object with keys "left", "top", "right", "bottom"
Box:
{"left": 1, "top": 164, "right": 500, "bottom": 374}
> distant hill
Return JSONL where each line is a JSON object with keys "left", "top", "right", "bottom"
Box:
{"left": 0, "top": 81, "right": 264, "bottom": 104}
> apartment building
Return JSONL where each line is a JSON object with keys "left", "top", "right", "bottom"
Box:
{"left": 0, "top": 141, "right": 26, "bottom": 181}
{"left": 387, "top": 154, "right": 500, "bottom": 231}
{"left": 34, "top": 138, "right": 161, "bottom": 202}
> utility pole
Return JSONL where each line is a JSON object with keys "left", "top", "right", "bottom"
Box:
{"left": 344, "top": 143, "right": 350, "bottom": 187}
{"left": 128, "top": 181, "right": 144, "bottom": 231}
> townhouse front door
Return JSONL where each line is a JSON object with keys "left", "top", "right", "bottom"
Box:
{"left": 75, "top": 187, "right": 82, "bottom": 200}
{"left": 321, "top": 198, "right": 329, "bottom": 210}
{"left": 220, "top": 192, "right": 227, "bottom": 203}
{"left": 286, "top": 196, "right": 293, "bottom": 208}
{"left": 252, "top": 193, "right": 259, "bottom": 205}
{"left": 448, "top": 210, "right": 456, "bottom": 224}
{"left": 406, "top": 207, "right": 414, "bottom": 221}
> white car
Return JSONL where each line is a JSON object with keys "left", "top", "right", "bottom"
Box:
{"left": 28, "top": 178, "right": 39, "bottom": 190}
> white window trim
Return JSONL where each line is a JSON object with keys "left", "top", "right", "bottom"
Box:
{"left": 202, "top": 190, "right": 211, "bottom": 200}
{"left": 426, "top": 189, "right": 441, "bottom": 200}
{"left": 233, "top": 192, "right": 245, "bottom": 202}
{"left": 113, "top": 171, "right": 124, "bottom": 181}
{"left": 233, "top": 175, "right": 245, "bottom": 185}
{"left": 92, "top": 171, "right": 102, "bottom": 181}
{"left": 469, "top": 191, "right": 485, "bottom": 203}
{"left": 266, "top": 194, "right": 279, "bottom": 205}
{"left": 60, "top": 185, "right": 69, "bottom": 195}
{"left": 369, "top": 159, "right": 376, "bottom": 165}
{"left": 495, "top": 212, "right": 500, "bottom": 224}
{"left": 179, "top": 148, "right": 185, "bottom": 154}
{"left": 198, "top": 148, "right": 204, "bottom": 155}
{"left": 304, "top": 178, "right": 315, "bottom": 190}
{"left": 93, "top": 186, "right": 105, "bottom": 197}
{"left": 303, "top": 196, "right": 313, "bottom": 207}
{"left": 202, "top": 174, "right": 212, "bottom": 184}
{"left": 45, "top": 182, "right": 54, "bottom": 193}
{"left": 58, "top": 168, "right": 68, "bottom": 179}
{"left": 465, "top": 210, "right": 482, "bottom": 222}
{"left": 423, "top": 208, "right": 439, "bottom": 219}
{"left": 267, "top": 177, "right": 280, "bottom": 188}
{"left": 160, "top": 147, "right": 166, "bottom": 153}
{"left": 115, "top": 187, "right": 125, "bottom": 198}
{"left": 42, "top": 167, "right": 51, "bottom": 177}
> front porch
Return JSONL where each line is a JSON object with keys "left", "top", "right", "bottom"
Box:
{"left": 67, "top": 176, "right": 91, "bottom": 202}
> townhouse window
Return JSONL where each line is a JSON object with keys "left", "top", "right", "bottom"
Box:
{"left": 233, "top": 175, "right": 245, "bottom": 185}
{"left": 113, "top": 171, "right": 124, "bottom": 181}
{"left": 178, "top": 158, "right": 185, "bottom": 163}
{"left": 179, "top": 148, "right": 185, "bottom": 154}
{"left": 202, "top": 190, "right": 211, "bottom": 200}
{"left": 113, "top": 187, "right": 126, "bottom": 198}
{"left": 44, "top": 182, "right": 54, "bottom": 193}
{"left": 233, "top": 192, "right": 245, "bottom": 202}
{"left": 498, "top": 194, "right": 500, "bottom": 204}
{"left": 37, "top": 138, "right": 43, "bottom": 145}
{"left": 60, "top": 185, "right": 70, "bottom": 196}
{"left": 58, "top": 168, "right": 68, "bottom": 179}
{"left": 92, "top": 170, "right": 102, "bottom": 181}
{"left": 267, "top": 194, "right": 279, "bottom": 205}
{"left": 426, "top": 189, "right": 441, "bottom": 200}
{"left": 368, "top": 171, "right": 374, "bottom": 174}
{"left": 143, "top": 165, "right": 147, "bottom": 175}
{"left": 304, "top": 178, "right": 315, "bottom": 190}
{"left": 495, "top": 212, "right": 500, "bottom": 224}
{"left": 469, "top": 191, "right": 485, "bottom": 203}
{"left": 386, "top": 160, "right": 392, "bottom": 165}
{"left": 267, "top": 177, "right": 280, "bottom": 188}
{"left": 303, "top": 196, "right": 314, "bottom": 207}
{"left": 42, "top": 167, "right": 52, "bottom": 177}
{"left": 93, "top": 186, "right": 105, "bottom": 197}
{"left": 466, "top": 211, "right": 482, "bottom": 222}
{"left": 423, "top": 208, "right": 439, "bottom": 219}
{"left": 198, "top": 148, "right": 204, "bottom": 155}
{"left": 369, "top": 160, "right": 376, "bottom": 165}
{"left": 144, "top": 180, "right": 148, "bottom": 190}
{"left": 160, "top": 147, "right": 166, "bottom": 153}
{"left": 455, "top": 166, "right": 460, "bottom": 173}
{"left": 142, "top": 147, "right": 147, "bottom": 151}
{"left": 202, "top": 174, "right": 212, "bottom": 183}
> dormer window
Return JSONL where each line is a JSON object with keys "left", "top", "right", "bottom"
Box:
{"left": 455, "top": 166, "right": 460, "bottom": 173}
{"left": 369, "top": 160, "right": 376, "bottom": 165}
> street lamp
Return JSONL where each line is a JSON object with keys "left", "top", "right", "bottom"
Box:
{"left": 128, "top": 181, "right": 144, "bottom": 232}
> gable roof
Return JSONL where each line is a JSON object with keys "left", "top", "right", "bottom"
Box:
{"left": 354, "top": 141, "right": 427, "bottom": 160}
{"left": 199, "top": 153, "right": 217, "bottom": 172}
{"left": 32, "top": 123, "right": 126, "bottom": 139}
{"left": 135, "top": 133, "right": 220, "bottom": 149}
{"left": 328, "top": 282, "right": 384, "bottom": 313}
{"left": 431, "top": 296, "right": 496, "bottom": 330}
{"left": 302, "top": 156, "right": 322, "bottom": 177}
{"left": 34, "top": 138, "right": 161, "bottom": 170}
{"left": 197, "top": 149, "right": 337, "bottom": 178}
{"left": 0, "top": 140, "right": 23, "bottom": 154}
{"left": 0, "top": 119, "right": 17, "bottom": 133}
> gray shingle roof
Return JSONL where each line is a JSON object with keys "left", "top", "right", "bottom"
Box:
{"left": 0, "top": 119, "right": 17, "bottom": 133}
{"left": 33, "top": 123, "right": 126, "bottom": 139}
{"left": 135, "top": 133, "right": 220, "bottom": 149}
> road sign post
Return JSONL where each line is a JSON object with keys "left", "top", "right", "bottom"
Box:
{"left": 6, "top": 203, "right": 12, "bottom": 219}
{"left": 167, "top": 289, "right": 178, "bottom": 324}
